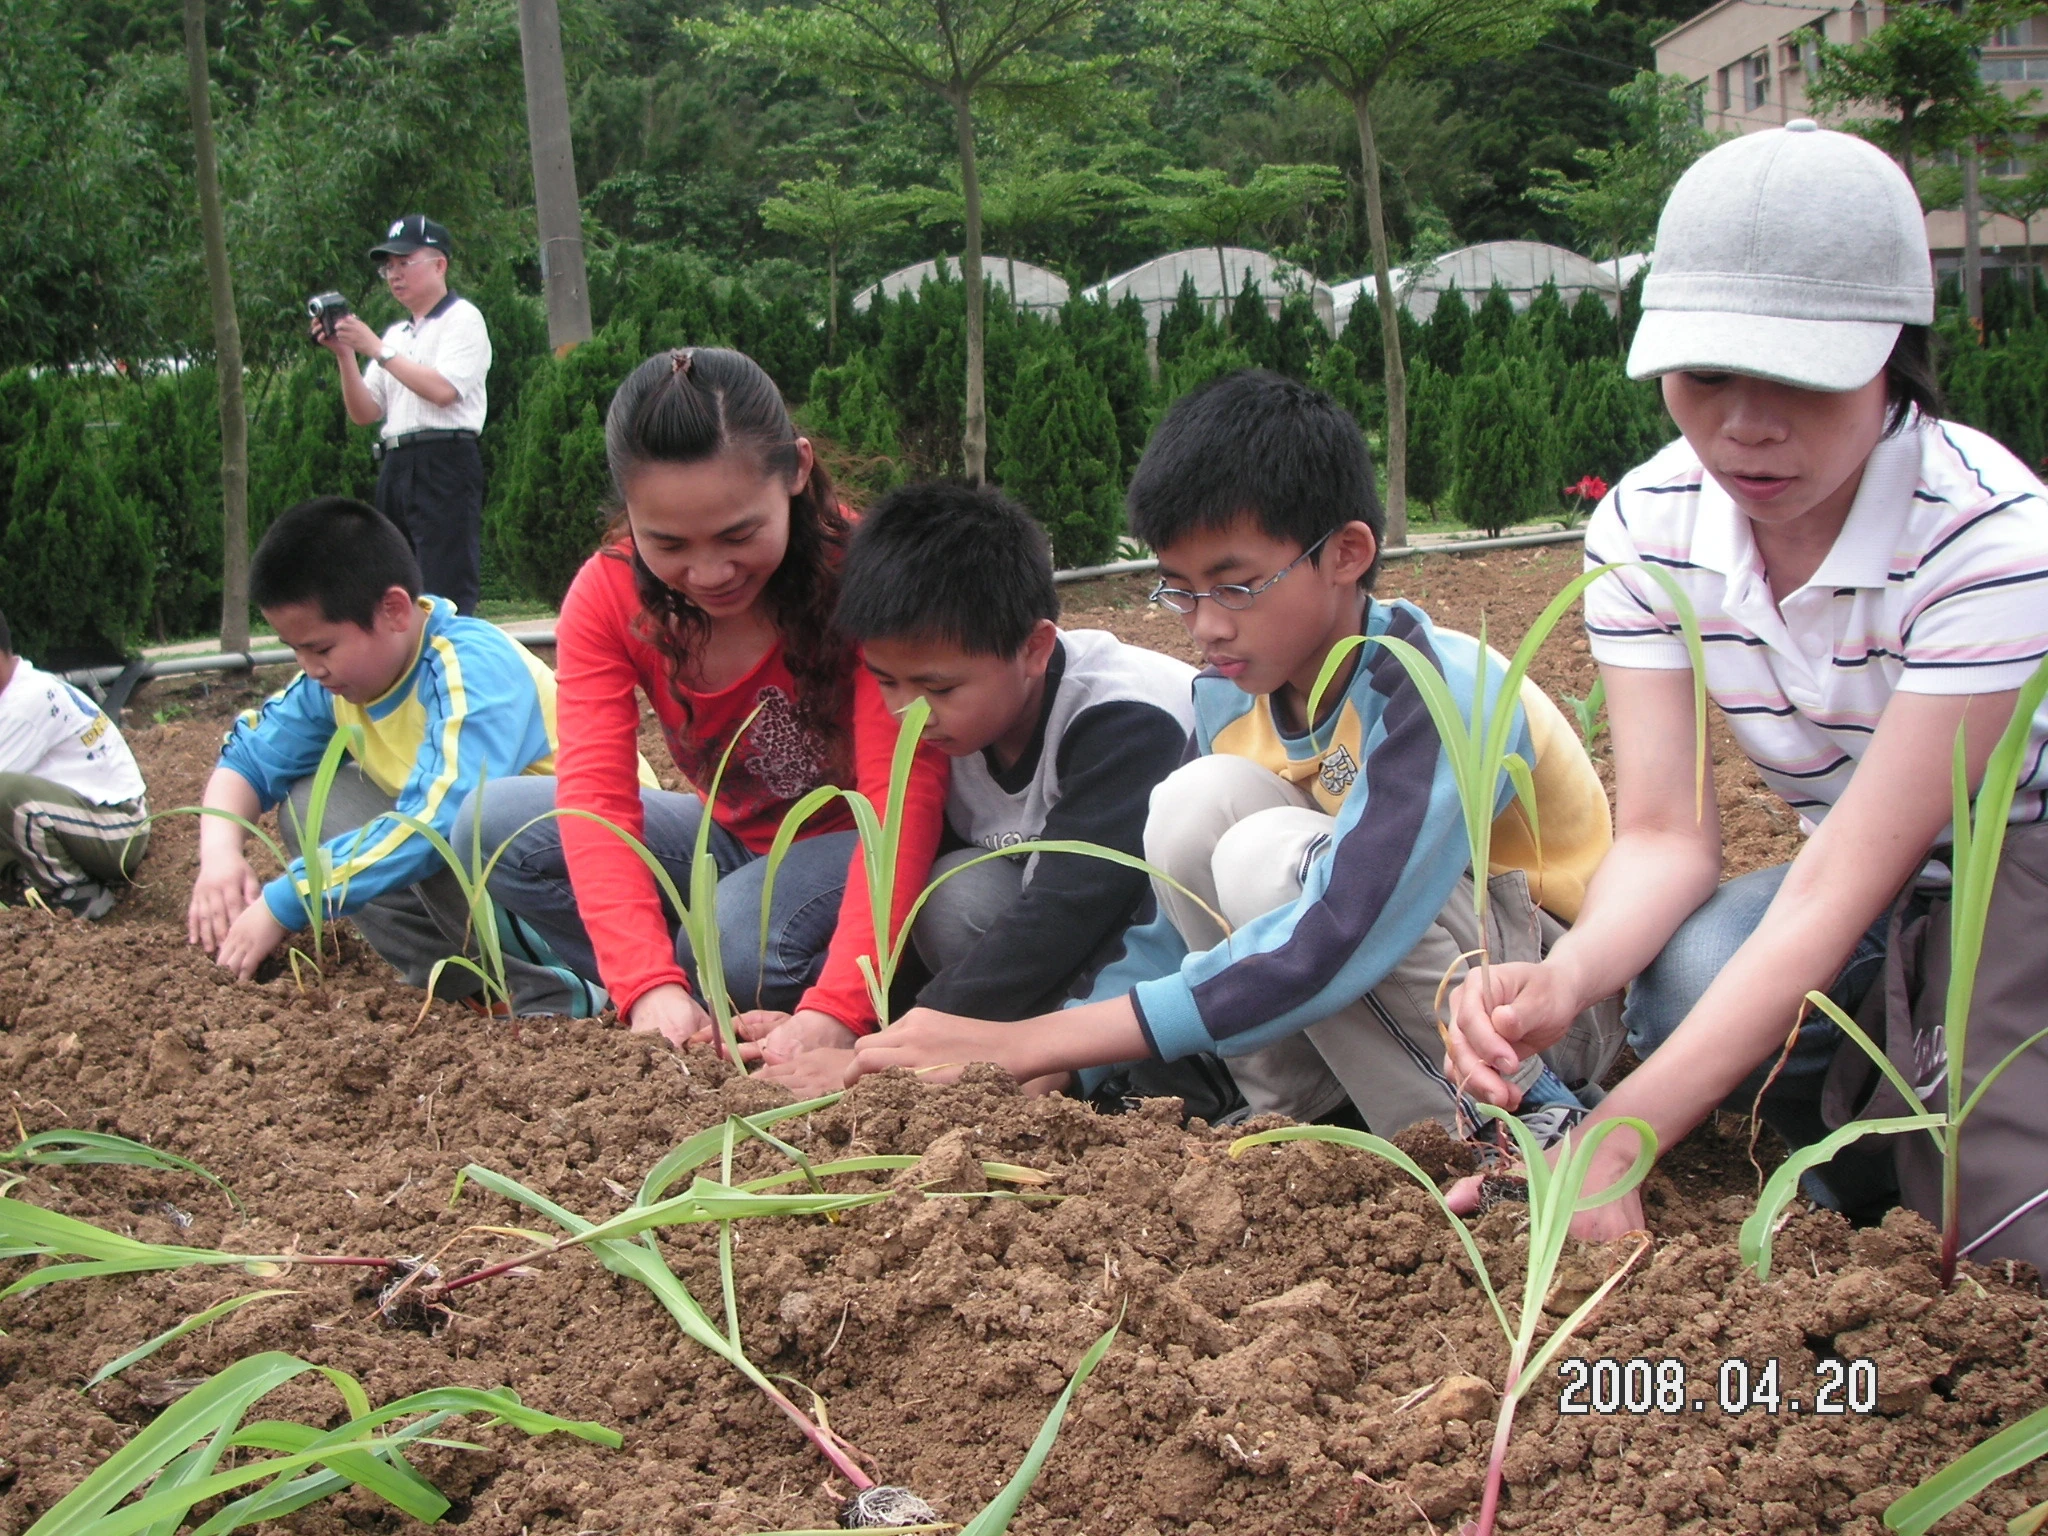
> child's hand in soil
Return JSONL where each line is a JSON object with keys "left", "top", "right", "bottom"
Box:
{"left": 628, "top": 983, "right": 715, "bottom": 1050}
{"left": 214, "top": 901, "right": 289, "bottom": 981}
{"left": 188, "top": 854, "right": 265, "bottom": 951}
{"left": 756, "top": 1047, "right": 858, "bottom": 1096}
{"left": 749, "top": 1011, "right": 857, "bottom": 1065}
{"left": 1444, "top": 1145, "right": 1649, "bottom": 1243}
{"left": 1444, "top": 960, "right": 1581, "bottom": 1109}
{"left": 848, "top": 1006, "right": 1010, "bottom": 1085}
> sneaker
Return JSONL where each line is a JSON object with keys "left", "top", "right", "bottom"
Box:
{"left": 1514, "top": 1100, "right": 1591, "bottom": 1152}
{"left": 55, "top": 882, "right": 119, "bottom": 921}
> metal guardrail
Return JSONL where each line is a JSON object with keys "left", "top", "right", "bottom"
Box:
{"left": 66, "top": 525, "right": 1591, "bottom": 709}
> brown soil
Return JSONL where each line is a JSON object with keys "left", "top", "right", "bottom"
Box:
{"left": 2, "top": 559, "right": 2041, "bottom": 1536}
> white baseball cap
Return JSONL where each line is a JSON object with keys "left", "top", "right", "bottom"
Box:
{"left": 1628, "top": 120, "right": 1933, "bottom": 392}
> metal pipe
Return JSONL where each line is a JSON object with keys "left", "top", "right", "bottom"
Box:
{"left": 65, "top": 526, "right": 1590, "bottom": 693}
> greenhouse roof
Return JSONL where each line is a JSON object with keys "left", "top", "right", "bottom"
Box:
{"left": 1085, "top": 247, "right": 1336, "bottom": 336}
{"left": 1329, "top": 242, "right": 1634, "bottom": 328}
{"left": 852, "top": 256, "right": 1071, "bottom": 315}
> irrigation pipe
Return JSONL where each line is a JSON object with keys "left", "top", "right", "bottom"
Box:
{"left": 65, "top": 526, "right": 1589, "bottom": 708}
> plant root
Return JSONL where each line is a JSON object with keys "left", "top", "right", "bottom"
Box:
{"left": 838, "top": 1485, "right": 941, "bottom": 1528}
{"left": 1474, "top": 1175, "right": 1529, "bottom": 1215}
{"left": 360, "top": 1256, "right": 451, "bottom": 1333}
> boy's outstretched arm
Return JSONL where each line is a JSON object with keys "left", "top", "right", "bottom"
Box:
{"left": 848, "top": 995, "right": 1149, "bottom": 1085}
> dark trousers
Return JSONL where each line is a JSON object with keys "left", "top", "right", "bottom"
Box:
{"left": 375, "top": 435, "right": 484, "bottom": 615}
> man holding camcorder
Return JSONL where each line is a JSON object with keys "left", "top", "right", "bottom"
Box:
{"left": 310, "top": 214, "right": 491, "bottom": 615}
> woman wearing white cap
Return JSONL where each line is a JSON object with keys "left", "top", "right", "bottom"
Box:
{"left": 1443, "top": 120, "right": 2048, "bottom": 1270}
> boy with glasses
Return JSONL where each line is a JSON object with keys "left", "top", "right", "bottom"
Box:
{"left": 312, "top": 212, "right": 492, "bottom": 614}
{"left": 855, "top": 370, "right": 1619, "bottom": 1141}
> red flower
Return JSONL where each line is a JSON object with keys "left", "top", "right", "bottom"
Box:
{"left": 1565, "top": 475, "right": 1608, "bottom": 501}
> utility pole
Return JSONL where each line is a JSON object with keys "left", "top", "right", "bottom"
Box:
{"left": 517, "top": 0, "right": 592, "bottom": 353}
{"left": 182, "top": 0, "right": 250, "bottom": 652}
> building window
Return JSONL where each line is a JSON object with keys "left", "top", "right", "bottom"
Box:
{"left": 1850, "top": 0, "right": 1868, "bottom": 42}
{"left": 1745, "top": 52, "right": 1771, "bottom": 110}
{"left": 1687, "top": 79, "right": 1708, "bottom": 126}
{"left": 1717, "top": 66, "right": 1732, "bottom": 112}
{"left": 1988, "top": 22, "right": 2024, "bottom": 48}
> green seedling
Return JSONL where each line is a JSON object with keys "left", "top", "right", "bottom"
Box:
{"left": 1741, "top": 651, "right": 2048, "bottom": 1290}
{"left": 1, "top": 1129, "right": 243, "bottom": 1214}
{"left": 1562, "top": 677, "right": 1606, "bottom": 749}
{"left": 155, "top": 725, "right": 369, "bottom": 989}
{"left": 0, "top": 1196, "right": 401, "bottom": 1297}
{"left": 82, "top": 1289, "right": 300, "bottom": 1391}
{"left": 1307, "top": 565, "right": 1706, "bottom": 1029}
{"left": 449, "top": 1093, "right": 892, "bottom": 1494}
{"left": 762, "top": 696, "right": 1227, "bottom": 1030}
{"left": 1233, "top": 1107, "right": 1657, "bottom": 1536}
{"left": 1882, "top": 1398, "right": 2048, "bottom": 1536}
{"left": 818, "top": 1316, "right": 1122, "bottom": 1533}
{"left": 23, "top": 1350, "right": 618, "bottom": 1536}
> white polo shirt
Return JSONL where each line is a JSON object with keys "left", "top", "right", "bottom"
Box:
{"left": 362, "top": 292, "right": 491, "bottom": 439}
{"left": 1583, "top": 417, "right": 2048, "bottom": 827}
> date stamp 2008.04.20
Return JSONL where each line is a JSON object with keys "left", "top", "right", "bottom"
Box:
{"left": 1557, "top": 1356, "right": 1880, "bottom": 1417}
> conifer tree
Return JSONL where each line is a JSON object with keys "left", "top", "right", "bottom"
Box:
{"left": 1424, "top": 284, "right": 1471, "bottom": 375}
{"left": 1062, "top": 290, "right": 1154, "bottom": 466}
{"left": 1520, "top": 280, "right": 1569, "bottom": 357}
{"left": 248, "top": 359, "right": 379, "bottom": 538}
{"left": 1272, "top": 292, "right": 1325, "bottom": 381}
{"left": 489, "top": 318, "right": 643, "bottom": 605}
{"left": 1404, "top": 359, "right": 1453, "bottom": 510}
{"left": 1564, "top": 287, "right": 1614, "bottom": 365}
{"left": 1309, "top": 339, "right": 1382, "bottom": 438}
{"left": 1475, "top": 281, "right": 1516, "bottom": 351}
{"left": 1157, "top": 272, "right": 1209, "bottom": 366}
{"left": 1230, "top": 271, "right": 1277, "bottom": 367}
{"left": 0, "top": 398, "right": 152, "bottom": 660}
{"left": 106, "top": 367, "right": 221, "bottom": 641}
{"left": 1450, "top": 364, "right": 1556, "bottom": 536}
{"left": 800, "top": 351, "right": 905, "bottom": 485}
{"left": 1556, "top": 359, "right": 1669, "bottom": 488}
{"left": 994, "top": 338, "right": 1123, "bottom": 567}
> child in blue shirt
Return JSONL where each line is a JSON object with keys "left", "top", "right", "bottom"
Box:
{"left": 186, "top": 496, "right": 602, "bottom": 1014}
{"left": 854, "top": 370, "right": 1618, "bottom": 1138}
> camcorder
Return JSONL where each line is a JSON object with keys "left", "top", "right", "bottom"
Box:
{"left": 306, "top": 291, "right": 352, "bottom": 341}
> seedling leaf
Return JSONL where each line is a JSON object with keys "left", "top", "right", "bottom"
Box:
{"left": 83, "top": 1289, "right": 300, "bottom": 1391}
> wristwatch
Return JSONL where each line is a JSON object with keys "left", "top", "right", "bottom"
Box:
{"left": 378, "top": 345, "right": 396, "bottom": 365}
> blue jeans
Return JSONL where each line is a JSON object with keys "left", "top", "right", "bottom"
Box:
{"left": 454, "top": 776, "right": 858, "bottom": 1013}
{"left": 1625, "top": 861, "right": 1894, "bottom": 1210}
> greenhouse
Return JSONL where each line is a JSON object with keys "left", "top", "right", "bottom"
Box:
{"left": 851, "top": 254, "right": 1071, "bottom": 317}
{"left": 1086, "top": 246, "right": 1337, "bottom": 336}
{"left": 1329, "top": 240, "right": 1631, "bottom": 328}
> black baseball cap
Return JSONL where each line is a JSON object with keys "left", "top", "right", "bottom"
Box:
{"left": 369, "top": 214, "right": 452, "bottom": 260}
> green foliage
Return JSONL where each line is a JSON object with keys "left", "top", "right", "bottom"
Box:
{"left": 101, "top": 367, "right": 222, "bottom": 641}
{"left": 1474, "top": 281, "right": 1516, "bottom": 352}
{"left": 1310, "top": 337, "right": 1384, "bottom": 439}
{"left": 800, "top": 351, "right": 906, "bottom": 486}
{"left": 1452, "top": 364, "right": 1557, "bottom": 535}
{"left": 247, "top": 359, "right": 379, "bottom": 535}
{"left": 1, "top": 1129, "right": 241, "bottom": 1213}
{"left": 1556, "top": 359, "right": 1670, "bottom": 487}
{"left": 1403, "top": 359, "right": 1455, "bottom": 508}
{"left": 0, "top": 394, "right": 151, "bottom": 662}
{"left": 1425, "top": 284, "right": 1472, "bottom": 374}
{"left": 993, "top": 337, "right": 1124, "bottom": 568}
{"left": 1156, "top": 333, "right": 1256, "bottom": 425}
{"left": 22, "top": 1351, "right": 618, "bottom": 1536}
{"left": 1564, "top": 285, "right": 1617, "bottom": 364}
{"left": 1061, "top": 290, "right": 1153, "bottom": 468}
{"left": 1156, "top": 273, "right": 1209, "bottom": 366}
{"left": 488, "top": 320, "right": 644, "bottom": 608}
{"left": 1884, "top": 1399, "right": 2048, "bottom": 1536}
{"left": 1229, "top": 271, "right": 1278, "bottom": 363}
{"left": 1807, "top": 2, "right": 2018, "bottom": 181}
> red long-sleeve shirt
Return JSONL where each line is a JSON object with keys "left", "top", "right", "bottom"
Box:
{"left": 552, "top": 545, "right": 947, "bottom": 1027}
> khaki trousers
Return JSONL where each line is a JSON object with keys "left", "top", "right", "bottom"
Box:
{"left": 1144, "top": 754, "right": 1619, "bottom": 1135}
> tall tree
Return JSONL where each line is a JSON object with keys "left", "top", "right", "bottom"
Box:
{"left": 1134, "top": 163, "right": 1347, "bottom": 313}
{"left": 1982, "top": 150, "right": 2048, "bottom": 317}
{"left": 1806, "top": 2, "right": 2018, "bottom": 187}
{"left": 912, "top": 157, "right": 1141, "bottom": 301}
{"left": 181, "top": 0, "right": 249, "bottom": 651}
{"left": 1530, "top": 70, "right": 1726, "bottom": 352}
{"left": 760, "top": 168, "right": 922, "bottom": 355}
{"left": 695, "top": 0, "right": 1110, "bottom": 483}
{"left": 1166, "top": 0, "right": 1595, "bottom": 547}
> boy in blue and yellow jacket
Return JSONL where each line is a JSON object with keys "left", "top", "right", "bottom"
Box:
{"left": 855, "top": 370, "right": 1619, "bottom": 1139}
{"left": 186, "top": 495, "right": 603, "bottom": 1016}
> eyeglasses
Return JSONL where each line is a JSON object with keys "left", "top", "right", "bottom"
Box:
{"left": 377, "top": 254, "right": 438, "bottom": 276}
{"left": 1148, "top": 532, "right": 1333, "bottom": 614}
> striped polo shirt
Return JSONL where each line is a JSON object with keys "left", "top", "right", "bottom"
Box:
{"left": 1583, "top": 417, "right": 2048, "bottom": 826}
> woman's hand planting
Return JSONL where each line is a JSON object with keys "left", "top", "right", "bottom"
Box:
{"left": 629, "top": 983, "right": 716, "bottom": 1049}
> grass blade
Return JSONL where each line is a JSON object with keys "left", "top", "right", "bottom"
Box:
{"left": 1740, "top": 1115, "right": 1945, "bottom": 1280}
{"left": 1885, "top": 1402, "right": 2048, "bottom": 1536}
{"left": 959, "top": 1317, "right": 1121, "bottom": 1536}
{"left": 82, "top": 1289, "right": 299, "bottom": 1391}
{"left": 1, "top": 1131, "right": 243, "bottom": 1215}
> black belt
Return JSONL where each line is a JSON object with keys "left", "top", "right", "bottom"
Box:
{"left": 375, "top": 428, "right": 478, "bottom": 460}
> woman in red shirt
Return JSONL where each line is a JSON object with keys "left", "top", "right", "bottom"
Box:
{"left": 461, "top": 347, "right": 945, "bottom": 1059}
